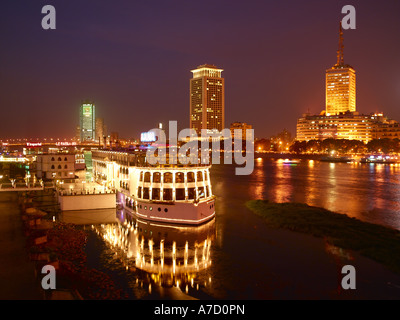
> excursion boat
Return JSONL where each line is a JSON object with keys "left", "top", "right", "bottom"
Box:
{"left": 360, "top": 155, "right": 399, "bottom": 164}
{"left": 91, "top": 150, "right": 215, "bottom": 225}
{"left": 320, "top": 155, "right": 353, "bottom": 163}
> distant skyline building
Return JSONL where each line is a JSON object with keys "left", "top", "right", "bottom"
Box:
{"left": 95, "top": 117, "right": 106, "bottom": 146}
{"left": 80, "top": 101, "right": 96, "bottom": 142}
{"left": 230, "top": 122, "right": 252, "bottom": 141}
{"left": 325, "top": 22, "right": 356, "bottom": 115}
{"left": 190, "top": 64, "right": 225, "bottom": 136}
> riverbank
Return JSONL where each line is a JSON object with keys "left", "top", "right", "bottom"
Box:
{"left": 0, "top": 192, "right": 43, "bottom": 299}
{"left": 0, "top": 190, "right": 132, "bottom": 300}
{"left": 246, "top": 200, "right": 400, "bottom": 274}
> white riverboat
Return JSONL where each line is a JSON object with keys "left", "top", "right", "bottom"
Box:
{"left": 92, "top": 150, "right": 215, "bottom": 225}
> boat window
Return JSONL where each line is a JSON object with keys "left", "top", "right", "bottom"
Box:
{"left": 204, "top": 171, "right": 208, "bottom": 181}
{"left": 198, "top": 187, "right": 205, "bottom": 199}
{"left": 188, "top": 187, "right": 196, "bottom": 200}
{"left": 143, "top": 187, "right": 150, "bottom": 199}
{"left": 144, "top": 172, "right": 151, "bottom": 183}
{"left": 206, "top": 186, "right": 211, "bottom": 197}
{"left": 163, "top": 188, "right": 172, "bottom": 201}
{"left": 175, "top": 172, "right": 184, "bottom": 183}
{"left": 149, "top": 207, "right": 153, "bottom": 211}
{"left": 164, "top": 172, "right": 173, "bottom": 183}
{"left": 187, "top": 172, "right": 195, "bottom": 183}
{"left": 164, "top": 208, "right": 168, "bottom": 213}
{"left": 138, "top": 187, "right": 142, "bottom": 198}
{"left": 139, "top": 172, "right": 143, "bottom": 182}
{"left": 153, "top": 172, "right": 161, "bottom": 183}
{"left": 176, "top": 188, "right": 185, "bottom": 200}
{"left": 197, "top": 171, "right": 203, "bottom": 182}
{"left": 158, "top": 208, "right": 161, "bottom": 212}
{"left": 152, "top": 188, "right": 160, "bottom": 200}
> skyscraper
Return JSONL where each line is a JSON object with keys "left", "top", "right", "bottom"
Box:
{"left": 80, "top": 101, "right": 96, "bottom": 142}
{"left": 95, "top": 117, "right": 106, "bottom": 146}
{"left": 190, "top": 64, "right": 225, "bottom": 136}
{"left": 325, "top": 22, "right": 356, "bottom": 115}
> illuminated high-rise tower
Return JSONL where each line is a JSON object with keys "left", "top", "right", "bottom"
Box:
{"left": 325, "top": 22, "right": 356, "bottom": 115}
{"left": 80, "top": 100, "right": 96, "bottom": 142}
{"left": 190, "top": 64, "right": 225, "bottom": 135}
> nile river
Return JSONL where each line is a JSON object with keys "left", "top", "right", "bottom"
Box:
{"left": 65, "top": 158, "right": 400, "bottom": 299}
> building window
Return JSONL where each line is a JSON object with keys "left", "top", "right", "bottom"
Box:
{"left": 144, "top": 172, "right": 151, "bottom": 183}
{"left": 139, "top": 172, "right": 143, "bottom": 182}
{"left": 51, "top": 157, "right": 55, "bottom": 161}
{"left": 175, "top": 172, "right": 184, "bottom": 183}
{"left": 58, "top": 165, "right": 62, "bottom": 169}
{"left": 64, "top": 165, "right": 68, "bottom": 169}
{"left": 64, "top": 157, "right": 67, "bottom": 161}
{"left": 188, "top": 188, "right": 196, "bottom": 200}
{"left": 198, "top": 187, "right": 205, "bottom": 198}
{"left": 187, "top": 172, "right": 195, "bottom": 183}
{"left": 197, "top": 171, "right": 203, "bottom": 182}
{"left": 143, "top": 187, "right": 150, "bottom": 200}
{"left": 164, "top": 172, "right": 173, "bottom": 183}
{"left": 163, "top": 188, "right": 172, "bottom": 201}
{"left": 58, "top": 157, "right": 61, "bottom": 161}
{"left": 153, "top": 172, "right": 161, "bottom": 183}
{"left": 138, "top": 187, "right": 142, "bottom": 198}
{"left": 152, "top": 188, "right": 160, "bottom": 200}
{"left": 176, "top": 188, "right": 185, "bottom": 200}
{"left": 51, "top": 165, "right": 55, "bottom": 169}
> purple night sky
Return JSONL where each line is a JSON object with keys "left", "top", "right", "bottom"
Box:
{"left": 1, "top": 0, "right": 399, "bottom": 140}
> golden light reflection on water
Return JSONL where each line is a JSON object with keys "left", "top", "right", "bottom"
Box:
{"left": 92, "top": 215, "right": 215, "bottom": 292}
{"left": 274, "top": 159, "right": 293, "bottom": 203}
{"left": 248, "top": 159, "right": 400, "bottom": 229}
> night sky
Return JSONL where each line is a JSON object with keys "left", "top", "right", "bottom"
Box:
{"left": 1, "top": 0, "right": 399, "bottom": 140}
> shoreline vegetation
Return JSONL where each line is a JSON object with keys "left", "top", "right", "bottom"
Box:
{"left": 245, "top": 200, "right": 400, "bottom": 274}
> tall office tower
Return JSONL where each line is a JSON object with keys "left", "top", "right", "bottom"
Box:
{"left": 325, "top": 22, "right": 356, "bottom": 115}
{"left": 80, "top": 101, "right": 96, "bottom": 142}
{"left": 190, "top": 64, "right": 225, "bottom": 136}
{"left": 95, "top": 117, "right": 105, "bottom": 145}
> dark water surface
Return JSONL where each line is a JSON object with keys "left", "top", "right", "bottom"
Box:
{"left": 80, "top": 159, "right": 400, "bottom": 299}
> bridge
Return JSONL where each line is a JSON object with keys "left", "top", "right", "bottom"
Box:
{"left": 0, "top": 156, "right": 29, "bottom": 163}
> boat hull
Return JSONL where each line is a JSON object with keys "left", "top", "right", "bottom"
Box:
{"left": 119, "top": 191, "right": 215, "bottom": 225}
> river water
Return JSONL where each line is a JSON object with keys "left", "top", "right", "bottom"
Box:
{"left": 63, "top": 158, "right": 400, "bottom": 300}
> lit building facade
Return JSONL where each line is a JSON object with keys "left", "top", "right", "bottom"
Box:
{"left": 326, "top": 67, "right": 356, "bottom": 115}
{"left": 36, "top": 154, "right": 76, "bottom": 181}
{"left": 80, "top": 101, "right": 96, "bottom": 142}
{"left": 190, "top": 64, "right": 225, "bottom": 136}
{"left": 325, "top": 22, "right": 356, "bottom": 115}
{"left": 296, "top": 112, "right": 400, "bottom": 143}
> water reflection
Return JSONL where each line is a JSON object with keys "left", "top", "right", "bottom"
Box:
{"left": 91, "top": 211, "right": 215, "bottom": 295}
{"left": 243, "top": 159, "right": 400, "bottom": 230}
